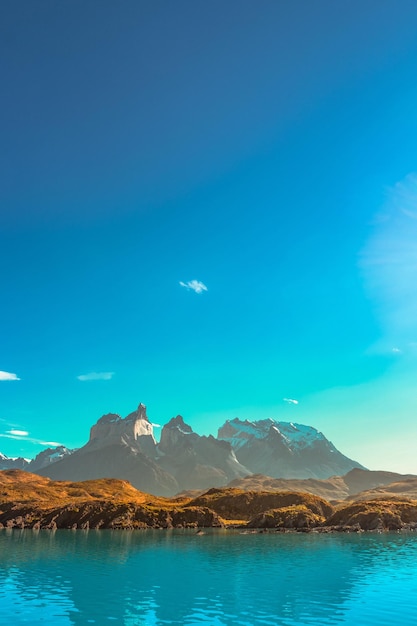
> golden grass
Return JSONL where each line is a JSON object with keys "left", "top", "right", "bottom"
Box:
{"left": 189, "top": 487, "right": 334, "bottom": 520}
{"left": 327, "top": 498, "right": 417, "bottom": 529}
{"left": 0, "top": 470, "right": 189, "bottom": 510}
{"left": 3, "top": 471, "right": 417, "bottom": 531}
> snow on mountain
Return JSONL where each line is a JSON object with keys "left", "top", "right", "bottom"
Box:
{"left": 28, "top": 446, "right": 74, "bottom": 472}
{"left": 218, "top": 417, "right": 365, "bottom": 480}
{"left": 0, "top": 453, "right": 29, "bottom": 470}
{"left": 218, "top": 418, "right": 327, "bottom": 451}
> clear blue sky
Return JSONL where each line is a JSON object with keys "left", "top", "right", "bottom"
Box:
{"left": 2, "top": 0, "right": 417, "bottom": 472}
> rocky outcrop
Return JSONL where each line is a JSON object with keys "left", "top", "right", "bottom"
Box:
{"left": 0, "top": 501, "right": 222, "bottom": 530}
{"left": 325, "top": 499, "right": 417, "bottom": 531}
{"left": 189, "top": 487, "right": 334, "bottom": 520}
{"left": 247, "top": 506, "right": 326, "bottom": 529}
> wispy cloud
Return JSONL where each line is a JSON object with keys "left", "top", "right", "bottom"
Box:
{"left": 7, "top": 429, "right": 29, "bottom": 437}
{"left": 0, "top": 371, "right": 20, "bottom": 381}
{"left": 0, "top": 430, "right": 63, "bottom": 447}
{"left": 360, "top": 173, "right": 417, "bottom": 352}
{"left": 77, "top": 372, "right": 115, "bottom": 381}
{"left": 179, "top": 280, "right": 208, "bottom": 294}
{"left": 283, "top": 398, "right": 299, "bottom": 405}
{"left": 0, "top": 433, "right": 27, "bottom": 441}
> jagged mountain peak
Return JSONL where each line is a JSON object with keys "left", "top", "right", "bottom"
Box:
{"left": 157, "top": 412, "right": 250, "bottom": 490}
{"left": 95, "top": 413, "right": 122, "bottom": 425}
{"left": 28, "top": 445, "right": 73, "bottom": 472}
{"left": 218, "top": 417, "right": 325, "bottom": 451}
{"left": 165, "top": 415, "right": 193, "bottom": 433}
{"left": 89, "top": 403, "right": 156, "bottom": 450}
{"left": 125, "top": 402, "right": 149, "bottom": 422}
{"left": 218, "top": 416, "right": 364, "bottom": 480}
{"left": 158, "top": 416, "right": 194, "bottom": 453}
{"left": 0, "top": 453, "right": 29, "bottom": 470}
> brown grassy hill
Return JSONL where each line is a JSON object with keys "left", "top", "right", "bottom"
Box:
{"left": 347, "top": 478, "right": 417, "bottom": 502}
{"left": 342, "top": 468, "right": 417, "bottom": 496}
{"left": 0, "top": 470, "right": 222, "bottom": 530}
{"left": 3, "top": 470, "right": 417, "bottom": 532}
{"left": 0, "top": 472, "right": 334, "bottom": 529}
{"left": 227, "top": 469, "right": 417, "bottom": 502}
{"left": 0, "top": 469, "right": 153, "bottom": 505}
{"left": 247, "top": 506, "right": 326, "bottom": 529}
{"left": 326, "top": 499, "right": 417, "bottom": 531}
{"left": 227, "top": 474, "right": 349, "bottom": 501}
{"left": 190, "top": 487, "right": 334, "bottom": 520}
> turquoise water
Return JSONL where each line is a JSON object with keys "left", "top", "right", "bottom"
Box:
{"left": 1, "top": 530, "right": 417, "bottom": 625}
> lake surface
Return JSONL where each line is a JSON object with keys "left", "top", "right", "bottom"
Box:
{"left": 1, "top": 529, "right": 417, "bottom": 625}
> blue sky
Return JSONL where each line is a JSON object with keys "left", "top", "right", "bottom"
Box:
{"left": 2, "top": 0, "right": 417, "bottom": 472}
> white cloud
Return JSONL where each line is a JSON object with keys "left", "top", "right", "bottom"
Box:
{"left": 0, "top": 433, "right": 26, "bottom": 441}
{"left": 77, "top": 372, "right": 115, "bottom": 381}
{"left": 0, "top": 371, "right": 20, "bottom": 381}
{"left": 0, "top": 431, "right": 63, "bottom": 447}
{"left": 7, "top": 429, "right": 29, "bottom": 437}
{"left": 283, "top": 398, "right": 299, "bottom": 405}
{"left": 392, "top": 347, "right": 402, "bottom": 354}
{"left": 179, "top": 280, "right": 208, "bottom": 294}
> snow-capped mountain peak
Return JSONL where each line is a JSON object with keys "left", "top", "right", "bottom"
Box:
{"left": 218, "top": 417, "right": 363, "bottom": 480}
{"left": 218, "top": 418, "right": 326, "bottom": 452}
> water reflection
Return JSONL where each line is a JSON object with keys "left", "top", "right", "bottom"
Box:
{"left": 1, "top": 530, "right": 417, "bottom": 625}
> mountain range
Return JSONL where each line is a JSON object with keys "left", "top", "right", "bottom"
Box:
{"left": 0, "top": 403, "right": 365, "bottom": 495}
{"left": 226, "top": 468, "right": 417, "bottom": 501}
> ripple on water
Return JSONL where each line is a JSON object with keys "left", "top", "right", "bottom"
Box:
{"left": 1, "top": 530, "right": 417, "bottom": 625}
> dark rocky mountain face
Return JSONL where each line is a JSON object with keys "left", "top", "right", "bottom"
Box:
{"left": 218, "top": 418, "right": 365, "bottom": 480}
{"left": 0, "top": 453, "right": 29, "bottom": 471}
{"left": 28, "top": 446, "right": 73, "bottom": 472}
{"left": 156, "top": 415, "right": 250, "bottom": 490}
